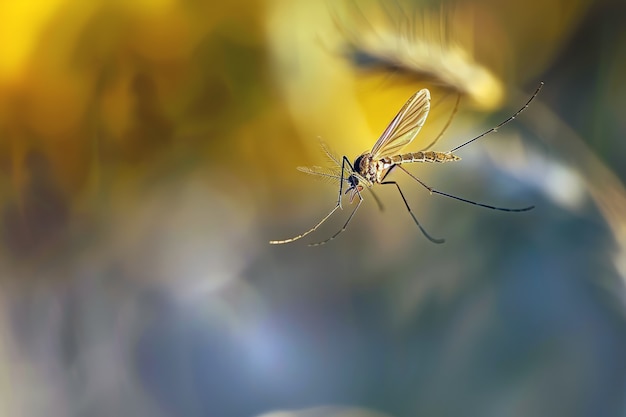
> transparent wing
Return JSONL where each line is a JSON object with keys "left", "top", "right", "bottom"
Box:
{"left": 370, "top": 88, "right": 431, "bottom": 159}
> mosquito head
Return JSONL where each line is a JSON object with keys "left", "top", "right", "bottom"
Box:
{"left": 345, "top": 174, "right": 363, "bottom": 203}
{"left": 347, "top": 173, "right": 359, "bottom": 189}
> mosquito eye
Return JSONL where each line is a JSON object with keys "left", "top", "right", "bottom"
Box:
{"left": 353, "top": 155, "right": 364, "bottom": 170}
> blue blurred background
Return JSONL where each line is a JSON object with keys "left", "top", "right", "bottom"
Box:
{"left": 0, "top": 1, "right": 624, "bottom": 416}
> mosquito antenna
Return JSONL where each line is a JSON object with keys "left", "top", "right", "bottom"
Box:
{"left": 397, "top": 165, "right": 534, "bottom": 212}
{"left": 421, "top": 92, "right": 461, "bottom": 151}
{"left": 448, "top": 82, "right": 543, "bottom": 153}
{"left": 318, "top": 137, "right": 342, "bottom": 167}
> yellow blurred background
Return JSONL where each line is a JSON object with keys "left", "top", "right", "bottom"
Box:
{"left": 0, "top": 0, "right": 624, "bottom": 416}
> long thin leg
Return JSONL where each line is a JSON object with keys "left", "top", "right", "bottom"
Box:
{"left": 397, "top": 165, "right": 534, "bottom": 212}
{"left": 449, "top": 82, "right": 543, "bottom": 153}
{"left": 338, "top": 156, "right": 355, "bottom": 209}
{"left": 269, "top": 204, "right": 341, "bottom": 244}
{"left": 367, "top": 188, "right": 384, "bottom": 211}
{"left": 380, "top": 181, "right": 445, "bottom": 244}
{"left": 270, "top": 155, "right": 358, "bottom": 245}
{"left": 309, "top": 192, "right": 363, "bottom": 246}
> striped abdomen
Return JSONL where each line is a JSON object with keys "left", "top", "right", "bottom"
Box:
{"left": 380, "top": 151, "right": 461, "bottom": 166}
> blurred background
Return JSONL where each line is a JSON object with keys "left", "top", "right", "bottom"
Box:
{"left": 0, "top": 0, "right": 625, "bottom": 416}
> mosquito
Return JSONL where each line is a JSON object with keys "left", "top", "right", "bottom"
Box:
{"left": 270, "top": 82, "right": 543, "bottom": 246}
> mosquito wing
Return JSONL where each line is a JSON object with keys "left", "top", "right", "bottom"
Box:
{"left": 370, "top": 88, "right": 431, "bottom": 159}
